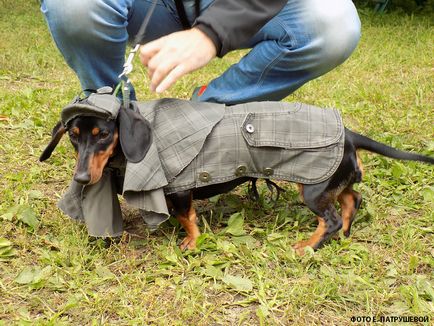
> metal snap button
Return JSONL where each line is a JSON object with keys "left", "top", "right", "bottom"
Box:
{"left": 263, "top": 168, "right": 274, "bottom": 176}
{"left": 199, "top": 171, "right": 211, "bottom": 182}
{"left": 245, "top": 123, "right": 255, "bottom": 133}
{"left": 235, "top": 165, "right": 247, "bottom": 176}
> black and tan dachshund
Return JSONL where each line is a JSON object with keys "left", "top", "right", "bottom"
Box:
{"left": 40, "top": 112, "right": 434, "bottom": 254}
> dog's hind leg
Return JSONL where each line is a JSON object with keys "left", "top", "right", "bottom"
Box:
{"left": 293, "top": 207, "right": 342, "bottom": 255}
{"left": 293, "top": 184, "right": 342, "bottom": 255}
{"left": 337, "top": 187, "right": 362, "bottom": 237}
{"left": 336, "top": 153, "right": 363, "bottom": 237}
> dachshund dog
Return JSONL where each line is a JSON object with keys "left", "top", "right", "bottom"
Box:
{"left": 40, "top": 103, "right": 434, "bottom": 254}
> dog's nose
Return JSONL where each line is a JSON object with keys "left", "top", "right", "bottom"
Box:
{"left": 74, "top": 172, "right": 91, "bottom": 185}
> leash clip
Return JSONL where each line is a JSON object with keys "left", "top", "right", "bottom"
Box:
{"left": 118, "top": 44, "right": 140, "bottom": 80}
{"left": 118, "top": 44, "right": 140, "bottom": 109}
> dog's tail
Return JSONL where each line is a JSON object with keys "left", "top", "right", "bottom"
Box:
{"left": 346, "top": 128, "right": 434, "bottom": 164}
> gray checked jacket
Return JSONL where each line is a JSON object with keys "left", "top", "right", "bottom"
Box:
{"left": 58, "top": 98, "right": 345, "bottom": 237}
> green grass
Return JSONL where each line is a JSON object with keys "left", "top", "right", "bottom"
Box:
{"left": 1, "top": 1, "right": 433, "bottom": 324}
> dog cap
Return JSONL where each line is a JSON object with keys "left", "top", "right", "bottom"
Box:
{"left": 61, "top": 87, "right": 121, "bottom": 126}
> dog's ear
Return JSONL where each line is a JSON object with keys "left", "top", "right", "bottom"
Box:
{"left": 118, "top": 108, "right": 152, "bottom": 163}
{"left": 39, "top": 121, "right": 66, "bottom": 162}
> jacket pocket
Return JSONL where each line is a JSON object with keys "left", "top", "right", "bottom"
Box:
{"left": 241, "top": 103, "right": 343, "bottom": 149}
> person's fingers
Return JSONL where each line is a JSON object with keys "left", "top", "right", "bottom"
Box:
{"left": 155, "top": 64, "right": 188, "bottom": 93}
{"left": 138, "top": 28, "right": 216, "bottom": 92}
{"left": 139, "top": 39, "right": 163, "bottom": 66}
{"left": 148, "top": 54, "right": 180, "bottom": 91}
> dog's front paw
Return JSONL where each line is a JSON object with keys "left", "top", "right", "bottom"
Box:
{"left": 293, "top": 241, "right": 313, "bottom": 256}
{"left": 179, "top": 236, "right": 197, "bottom": 250}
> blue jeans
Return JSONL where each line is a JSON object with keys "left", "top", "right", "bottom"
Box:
{"left": 41, "top": 0, "right": 360, "bottom": 104}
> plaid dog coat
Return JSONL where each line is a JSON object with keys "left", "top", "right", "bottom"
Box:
{"left": 58, "top": 97, "right": 345, "bottom": 237}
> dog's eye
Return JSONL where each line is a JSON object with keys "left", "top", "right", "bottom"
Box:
{"left": 99, "top": 131, "right": 110, "bottom": 140}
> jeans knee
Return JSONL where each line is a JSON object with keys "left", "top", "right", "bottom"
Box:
{"left": 311, "top": 0, "right": 361, "bottom": 66}
{"left": 42, "top": 0, "right": 129, "bottom": 43}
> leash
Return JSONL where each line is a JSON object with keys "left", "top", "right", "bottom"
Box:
{"left": 117, "top": 0, "right": 158, "bottom": 108}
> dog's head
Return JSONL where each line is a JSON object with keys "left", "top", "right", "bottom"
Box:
{"left": 40, "top": 90, "right": 152, "bottom": 185}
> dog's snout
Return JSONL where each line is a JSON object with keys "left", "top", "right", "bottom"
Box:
{"left": 74, "top": 171, "right": 91, "bottom": 185}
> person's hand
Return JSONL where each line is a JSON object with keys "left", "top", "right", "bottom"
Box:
{"left": 139, "top": 28, "right": 217, "bottom": 93}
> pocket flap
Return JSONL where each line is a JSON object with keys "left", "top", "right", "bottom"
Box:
{"left": 241, "top": 103, "right": 343, "bottom": 149}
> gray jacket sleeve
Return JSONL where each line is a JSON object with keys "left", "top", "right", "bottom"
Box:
{"left": 193, "top": 0, "right": 287, "bottom": 57}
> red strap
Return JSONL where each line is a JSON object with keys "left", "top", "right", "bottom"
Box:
{"left": 198, "top": 85, "right": 207, "bottom": 96}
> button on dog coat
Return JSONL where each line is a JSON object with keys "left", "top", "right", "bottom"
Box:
{"left": 58, "top": 97, "right": 345, "bottom": 237}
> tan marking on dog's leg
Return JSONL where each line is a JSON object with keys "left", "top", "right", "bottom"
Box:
{"left": 338, "top": 189, "right": 355, "bottom": 236}
{"left": 177, "top": 204, "right": 200, "bottom": 250}
{"left": 337, "top": 187, "right": 361, "bottom": 237}
{"left": 293, "top": 216, "right": 327, "bottom": 255}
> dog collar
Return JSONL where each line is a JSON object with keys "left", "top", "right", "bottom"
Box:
{"left": 61, "top": 87, "right": 121, "bottom": 127}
